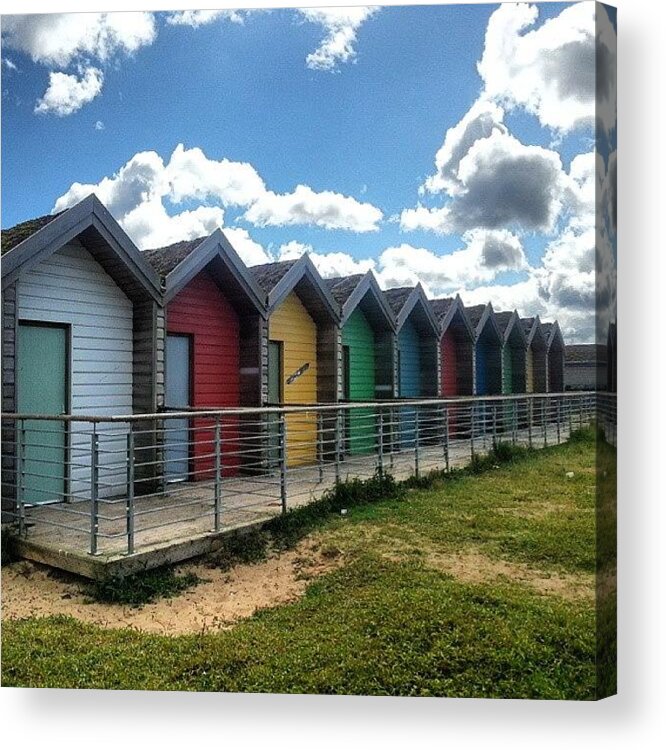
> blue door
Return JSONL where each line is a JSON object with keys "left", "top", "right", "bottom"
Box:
{"left": 17, "top": 323, "right": 68, "bottom": 504}
{"left": 166, "top": 334, "right": 191, "bottom": 481}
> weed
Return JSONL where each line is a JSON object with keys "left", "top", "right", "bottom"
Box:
{"left": 208, "top": 528, "right": 270, "bottom": 572}
{"left": 88, "top": 568, "right": 203, "bottom": 607}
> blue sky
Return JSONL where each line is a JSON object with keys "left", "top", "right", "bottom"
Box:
{"left": 1, "top": 4, "right": 616, "bottom": 341}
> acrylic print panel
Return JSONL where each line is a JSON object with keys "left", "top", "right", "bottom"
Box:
{"left": 0, "top": 3, "right": 616, "bottom": 699}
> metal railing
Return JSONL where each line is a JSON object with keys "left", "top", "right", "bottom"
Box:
{"left": 1, "top": 392, "right": 610, "bottom": 558}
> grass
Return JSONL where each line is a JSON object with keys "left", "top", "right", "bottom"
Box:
{"left": 2, "top": 428, "right": 613, "bottom": 698}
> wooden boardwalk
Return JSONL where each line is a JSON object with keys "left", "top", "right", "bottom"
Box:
{"left": 17, "top": 420, "right": 576, "bottom": 578}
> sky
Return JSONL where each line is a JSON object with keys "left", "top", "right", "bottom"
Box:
{"left": 1, "top": 3, "right": 616, "bottom": 342}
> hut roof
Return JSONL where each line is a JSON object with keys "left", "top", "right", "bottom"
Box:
{"left": 325, "top": 274, "right": 365, "bottom": 305}
{"left": 1, "top": 212, "right": 64, "bottom": 256}
{"left": 250, "top": 259, "right": 299, "bottom": 295}
{"left": 1, "top": 194, "right": 161, "bottom": 302}
{"left": 383, "top": 287, "right": 414, "bottom": 316}
{"left": 143, "top": 237, "right": 208, "bottom": 277}
{"left": 465, "top": 304, "right": 487, "bottom": 330}
{"left": 494, "top": 311, "right": 514, "bottom": 336}
{"left": 430, "top": 297, "right": 455, "bottom": 322}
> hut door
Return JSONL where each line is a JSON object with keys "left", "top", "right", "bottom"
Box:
{"left": 17, "top": 323, "right": 68, "bottom": 504}
{"left": 267, "top": 340, "right": 283, "bottom": 466}
{"left": 165, "top": 334, "right": 191, "bottom": 481}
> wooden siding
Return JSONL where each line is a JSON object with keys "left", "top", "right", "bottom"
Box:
{"left": 17, "top": 242, "right": 133, "bottom": 499}
{"left": 548, "top": 344, "right": 565, "bottom": 392}
{"left": 342, "top": 307, "right": 375, "bottom": 454}
{"left": 526, "top": 348, "right": 535, "bottom": 393}
{"left": 441, "top": 330, "right": 458, "bottom": 396}
{"left": 269, "top": 292, "right": 317, "bottom": 466}
{"left": 166, "top": 270, "right": 241, "bottom": 478}
{"left": 1, "top": 282, "right": 18, "bottom": 519}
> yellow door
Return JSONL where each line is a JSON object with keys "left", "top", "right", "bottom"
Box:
{"left": 526, "top": 347, "right": 534, "bottom": 393}
{"left": 269, "top": 292, "right": 318, "bottom": 466}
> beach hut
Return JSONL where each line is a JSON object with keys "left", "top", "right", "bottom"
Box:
{"left": 542, "top": 321, "right": 565, "bottom": 393}
{"left": 326, "top": 271, "right": 396, "bottom": 455}
{"left": 251, "top": 256, "right": 340, "bottom": 467}
{"left": 1, "top": 195, "right": 163, "bottom": 513}
{"left": 494, "top": 310, "right": 527, "bottom": 394}
{"left": 384, "top": 285, "right": 440, "bottom": 447}
{"left": 144, "top": 230, "right": 266, "bottom": 481}
{"left": 521, "top": 316, "right": 548, "bottom": 393}
{"left": 430, "top": 295, "right": 475, "bottom": 397}
{"left": 466, "top": 303, "right": 503, "bottom": 396}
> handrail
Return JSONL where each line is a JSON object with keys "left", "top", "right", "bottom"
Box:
{"left": 1, "top": 391, "right": 600, "bottom": 422}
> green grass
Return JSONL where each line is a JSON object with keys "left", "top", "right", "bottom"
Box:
{"left": 2, "top": 429, "right": 611, "bottom": 698}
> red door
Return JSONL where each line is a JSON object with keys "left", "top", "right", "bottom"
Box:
{"left": 167, "top": 271, "right": 240, "bottom": 478}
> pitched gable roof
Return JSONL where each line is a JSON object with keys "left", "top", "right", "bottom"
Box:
{"left": 1, "top": 212, "right": 64, "bottom": 256}
{"left": 1, "top": 194, "right": 161, "bottom": 302}
{"left": 143, "top": 237, "right": 208, "bottom": 277}
{"left": 250, "top": 259, "right": 299, "bottom": 295}
{"left": 325, "top": 274, "right": 365, "bottom": 306}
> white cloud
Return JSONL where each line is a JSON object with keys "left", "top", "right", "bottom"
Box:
{"left": 166, "top": 144, "right": 266, "bottom": 208}
{"left": 94, "top": 120, "right": 105, "bottom": 131}
{"left": 278, "top": 240, "right": 375, "bottom": 278}
{"left": 299, "top": 7, "right": 378, "bottom": 71}
{"left": 374, "top": 229, "right": 527, "bottom": 296}
{"left": 1, "top": 12, "right": 156, "bottom": 68}
{"left": 244, "top": 184, "right": 382, "bottom": 232}
{"left": 478, "top": 2, "right": 601, "bottom": 134}
{"left": 166, "top": 10, "right": 253, "bottom": 28}
{"left": 34, "top": 66, "right": 103, "bottom": 116}
{"left": 2, "top": 58, "right": 17, "bottom": 71}
{"left": 53, "top": 144, "right": 383, "bottom": 246}
{"left": 225, "top": 227, "right": 272, "bottom": 266}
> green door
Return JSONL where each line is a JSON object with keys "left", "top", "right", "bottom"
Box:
{"left": 18, "top": 323, "right": 68, "bottom": 504}
{"left": 267, "top": 340, "right": 283, "bottom": 466}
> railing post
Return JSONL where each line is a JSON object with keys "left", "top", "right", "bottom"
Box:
{"left": 579, "top": 396, "right": 583, "bottom": 430}
{"left": 214, "top": 416, "right": 222, "bottom": 532}
{"left": 317, "top": 412, "right": 324, "bottom": 483}
{"left": 126, "top": 429, "right": 135, "bottom": 555}
{"left": 16, "top": 419, "right": 25, "bottom": 538}
{"left": 334, "top": 408, "right": 341, "bottom": 485}
{"left": 556, "top": 398, "right": 562, "bottom": 444}
{"left": 444, "top": 405, "right": 450, "bottom": 472}
{"left": 543, "top": 398, "right": 547, "bottom": 447}
{"left": 279, "top": 412, "right": 287, "bottom": 515}
{"left": 90, "top": 427, "right": 99, "bottom": 556}
{"left": 414, "top": 407, "right": 420, "bottom": 478}
{"left": 378, "top": 407, "right": 385, "bottom": 478}
{"left": 470, "top": 404, "right": 476, "bottom": 459}
{"left": 492, "top": 401, "right": 498, "bottom": 448}
{"left": 528, "top": 399, "right": 533, "bottom": 449}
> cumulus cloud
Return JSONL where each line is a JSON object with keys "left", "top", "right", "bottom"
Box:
{"left": 53, "top": 144, "right": 383, "bottom": 246}
{"left": 299, "top": 7, "right": 378, "bottom": 71}
{"left": 478, "top": 2, "right": 601, "bottom": 134}
{"left": 166, "top": 10, "right": 253, "bottom": 28}
{"left": 244, "top": 184, "right": 382, "bottom": 232}
{"left": 2, "top": 12, "right": 156, "bottom": 116}
{"left": 422, "top": 98, "right": 507, "bottom": 196}
{"left": 278, "top": 240, "right": 376, "bottom": 277}
{"left": 224, "top": 227, "right": 272, "bottom": 266}
{"left": 1, "top": 12, "right": 156, "bottom": 68}
{"left": 403, "top": 130, "right": 571, "bottom": 234}
{"left": 374, "top": 229, "right": 527, "bottom": 295}
{"left": 34, "top": 66, "right": 103, "bottom": 116}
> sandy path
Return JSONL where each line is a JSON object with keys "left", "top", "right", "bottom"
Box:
{"left": 1, "top": 538, "right": 344, "bottom": 636}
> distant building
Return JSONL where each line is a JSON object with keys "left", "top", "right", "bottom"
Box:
{"left": 564, "top": 344, "right": 608, "bottom": 391}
